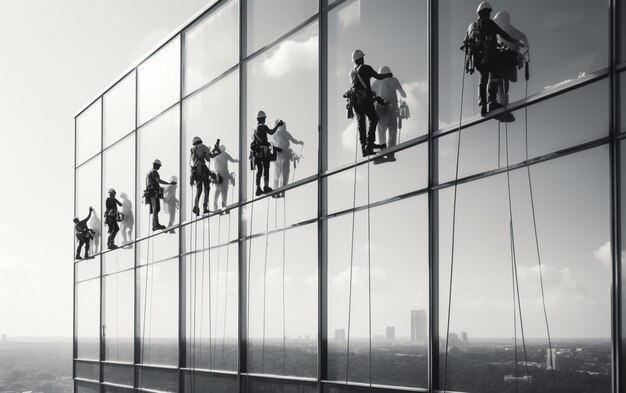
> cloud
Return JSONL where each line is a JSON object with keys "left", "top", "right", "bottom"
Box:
{"left": 593, "top": 241, "right": 611, "bottom": 268}
{"left": 338, "top": 1, "right": 360, "bottom": 29}
{"left": 261, "top": 36, "right": 318, "bottom": 78}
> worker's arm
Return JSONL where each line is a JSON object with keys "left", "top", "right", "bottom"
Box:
{"left": 267, "top": 121, "right": 283, "bottom": 135}
{"left": 226, "top": 153, "right": 239, "bottom": 163}
{"left": 396, "top": 79, "right": 407, "bottom": 98}
{"left": 80, "top": 208, "right": 93, "bottom": 225}
{"left": 494, "top": 22, "right": 523, "bottom": 47}
{"left": 287, "top": 132, "right": 303, "bottom": 145}
{"left": 116, "top": 199, "right": 122, "bottom": 207}
{"left": 372, "top": 67, "right": 393, "bottom": 80}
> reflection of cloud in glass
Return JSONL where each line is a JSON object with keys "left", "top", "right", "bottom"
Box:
{"left": 261, "top": 36, "right": 318, "bottom": 77}
{"left": 593, "top": 240, "right": 611, "bottom": 268}
{"left": 338, "top": 0, "right": 359, "bottom": 29}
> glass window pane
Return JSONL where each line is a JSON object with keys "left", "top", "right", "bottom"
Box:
{"left": 138, "top": 38, "right": 181, "bottom": 126}
{"left": 182, "top": 70, "right": 240, "bottom": 221}
{"left": 246, "top": 0, "right": 318, "bottom": 55}
{"left": 184, "top": 0, "right": 239, "bottom": 94}
{"left": 621, "top": 72, "right": 626, "bottom": 133}
{"left": 184, "top": 243, "right": 239, "bottom": 371}
{"left": 245, "top": 22, "right": 319, "bottom": 200}
{"left": 246, "top": 224, "right": 318, "bottom": 377}
{"left": 327, "top": 197, "right": 428, "bottom": 387}
{"left": 437, "top": 80, "right": 608, "bottom": 185}
{"left": 137, "top": 367, "right": 179, "bottom": 392}
{"left": 438, "top": 0, "right": 608, "bottom": 128}
{"left": 622, "top": 139, "right": 626, "bottom": 386}
{"left": 76, "top": 360, "right": 99, "bottom": 381}
{"left": 437, "top": 147, "right": 611, "bottom": 392}
{"left": 103, "top": 363, "right": 133, "bottom": 387}
{"left": 327, "top": 0, "right": 428, "bottom": 170}
{"left": 104, "top": 270, "right": 134, "bottom": 362}
{"left": 77, "top": 100, "right": 102, "bottom": 165}
{"left": 76, "top": 279, "right": 100, "bottom": 360}
{"left": 246, "top": 376, "right": 317, "bottom": 393}
{"left": 182, "top": 371, "right": 238, "bottom": 393}
{"left": 137, "top": 233, "right": 179, "bottom": 266}
{"left": 136, "top": 106, "right": 180, "bottom": 238}
{"left": 76, "top": 256, "right": 100, "bottom": 282}
{"left": 75, "top": 380, "right": 100, "bottom": 393}
{"left": 103, "top": 246, "right": 134, "bottom": 275}
{"left": 139, "top": 259, "right": 179, "bottom": 366}
{"left": 104, "top": 72, "right": 136, "bottom": 148}
{"left": 181, "top": 209, "right": 239, "bottom": 254}
{"left": 621, "top": 0, "right": 626, "bottom": 62}
{"left": 327, "top": 143, "right": 428, "bottom": 215}
{"left": 76, "top": 156, "right": 103, "bottom": 255}
{"left": 103, "top": 134, "right": 136, "bottom": 247}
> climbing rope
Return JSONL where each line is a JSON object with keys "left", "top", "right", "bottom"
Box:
{"left": 442, "top": 58, "right": 466, "bottom": 393}
{"left": 138, "top": 216, "right": 153, "bottom": 390}
{"left": 245, "top": 169, "right": 257, "bottom": 393}
{"left": 222, "top": 190, "right": 235, "bottom": 362}
{"left": 366, "top": 146, "right": 373, "bottom": 391}
{"left": 261, "top": 197, "right": 271, "bottom": 374}
{"left": 213, "top": 212, "right": 222, "bottom": 366}
{"left": 282, "top": 195, "right": 287, "bottom": 376}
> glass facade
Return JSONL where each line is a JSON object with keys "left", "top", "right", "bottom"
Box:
{"left": 73, "top": 1, "right": 624, "bottom": 392}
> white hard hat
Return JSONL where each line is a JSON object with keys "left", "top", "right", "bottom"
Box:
{"left": 256, "top": 110, "right": 266, "bottom": 119}
{"left": 352, "top": 49, "right": 365, "bottom": 61}
{"left": 379, "top": 66, "right": 391, "bottom": 74}
{"left": 477, "top": 2, "right": 492, "bottom": 14}
{"left": 153, "top": 159, "right": 162, "bottom": 166}
{"left": 192, "top": 136, "right": 202, "bottom": 145}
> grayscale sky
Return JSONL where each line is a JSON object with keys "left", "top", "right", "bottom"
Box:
{"left": 0, "top": 0, "right": 210, "bottom": 337}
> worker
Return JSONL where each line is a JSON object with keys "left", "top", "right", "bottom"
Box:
{"left": 462, "top": 2, "right": 525, "bottom": 116}
{"left": 119, "top": 192, "right": 134, "bottom": 245}
{"left": 348, "top": 49, "right": 392, "bottom": 157}
{"left": 212, "top": 144, "right": 239, "bottom": 212}
{"left": 494, "top": 10, "right": 528, "bottom": 106}
{"left": 272, "top": 120, "right": 303, "bottom": 196}
{"left": 104, "top": 188, "right": 122, "bottom": 250}
{"left": 74, "top": 207, "right": 94, "bottom": 260}
{"left": 144, "top": 159, "right": 177, "bottom": 231}
{"left": 372, "top": 66, "right": 406, "bottom": 163}
{"left": 250, "top": 110, "right": 283, "bottom": 196}
{"left": 190, "top": 136, "right": 221, "bottom": 216}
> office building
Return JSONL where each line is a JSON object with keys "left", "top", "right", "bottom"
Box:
{"left": 72, "top": 0, "right": 625, "bottom": 392}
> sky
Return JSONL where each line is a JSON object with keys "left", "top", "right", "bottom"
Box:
{"left": 0, "top": 0, "right": 210, "bottom": 337}
{"left": 0, "top": 0, "right": 613, "bottom": 342}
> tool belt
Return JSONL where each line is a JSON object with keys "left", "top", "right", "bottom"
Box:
{"left": 142, "top": 185, "right": 163, "bottom": 204}
{"left": 76, "top": 228, "right": 95, "bottom": 241}
{"left": 190, "top": 163, "right": 213, "bottom": 185}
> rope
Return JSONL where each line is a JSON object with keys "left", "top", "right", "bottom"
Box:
{"left": 115, "top": 250, "right": 120, "bottom": 360}
{"left": 245, "top": 168, "right": 256, "bottom": 393}
{"left": 138, "top": 216, "right": 152, "bottom": 390}
{"left": 442, "top": 57, "right": 466, "bottom": 393}
{"left": 222, "top": 190, "right": 234, "bottom": 362}
{"left": 261, "top": 197, "right": 271, "bottom": 374}
{"left": 282, "top": 195, "right": 287, "bottom": 376}
{"left": 213, "top": 213, "right": 222, "bottom": 366}
{"left": 345, "top": 127, "right": 359, "bottom": 383}
{"left": 191, "top": 186, "right": 198, "bottom": 392}
{"left": 366, "top": 148, "right": 373, "bottom": 391}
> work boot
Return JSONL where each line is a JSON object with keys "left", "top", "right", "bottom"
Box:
{"left": 256, "top": 186, "right": 263, "bottom": 196}
{"left": 264, "top": 185, "right": 273, "bottom": 194}
{"left": 387, "top": 153, "right": 396, "bottom": 162}
{"left": 362, "top": 146, "right": 375, "bottom": 157}
{"left": 369, "top": 142, "right": 386, "bottom": 149}
{"left": 480, "top": 105, "right": 487, "bottom": 117}
{"left": 75, "top": 255, "right": 83, "bottom": 260}
{"left": 488, "top": 102, "right": 503, "bottom": 112}
{"left": 203, "top": 207, "right": 210, "bottom": 215}
{"left": 192, "top": 206, "right": 200, "bottom": 216}
{"left": 153, "top": 224, "right": 166, "bottom": 231}
{"left": 109, "top": 244, "right": 118, "bottom": 250}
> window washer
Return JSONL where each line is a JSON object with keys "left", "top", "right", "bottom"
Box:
{"left": 105, "top": 189, "right": 123, "bottom": 250}
{"left": 372, "top": 66, "right": 406, "bottom": 163}
{"left": 74, "top": 207, "right": 94, "bottom": 260}
{"left": 144, "top": 159, "right": 177, "bottom": 231}
{"left": 272, "top": 120, "right": 303, "bottom": 197}
{"left": 119, "top": 192, "right": 134, "bottom": 245}
{"left": 213, "top": 144, "right": 239, "bottom": 212}
{"left": 250, "top": 110, "right": 283, "bottom": 196}
{"left": 494, "top": 10, "right": 529, "bottom": 107}
{"left": 347, "top": 49, "right": 392, "bottom": 157}
{"left": 190, "top": 136, "right": 221, "bottom": 216}
{"left": 461, "top": 2, "right": 525, "bottom": 116}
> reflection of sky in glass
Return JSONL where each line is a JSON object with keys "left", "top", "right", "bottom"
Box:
{"left": 104, "top": 270, "right": 134, "bottom": 362}
{"left": 184, "top": 0, "right": 239, "bottom": 95}
{"left": 245, "top": 22, "right": 319, "bottom": 200}
{"left": 103, "top": 72, "right": 135, "bottom": 148}
{"left": 327, "top": 0, "right": 428, "bottom": 170}
{"left": 438, "top": 0, "right": 608, "bottom": 127}
{"left": 103, "top": 134, "right": 135, "bottom": 240}
{"left": 76, "top": 279, "right": 100, "bottom": 359}
{"left": 246, "top": 0, "right": 318, "bottom": 55}
{"left": 76, "top": 100, "right": 101, "bottom": 165}
{"left": 439, "top": 146, "right": 610, "bottom": 338}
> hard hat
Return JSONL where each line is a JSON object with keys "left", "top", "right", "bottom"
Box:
{"left": 219, "top": 144, "right": 226, "bottom": 152}
{"left": 477, "top": 1, "right": 492, "bottom": 14}
{"left": 153, "top": 159, "right": 162, "bottom": 166}
{"left": 108, "top": 188, "right": 116, "bottom": 194}
{"left": 256, "top": 110, "right": 266, "bottom": 119}
{"left": 352, "top": 49, "right": 365, "bottom": 61}
{"left": 192, "top": 136, "right": 202, "bottom": 145}
{"left": 73, "top": 217, "right": 79, "bottom": 223}
{"left": 379, "top": 66, "right": 391, "bottom": 74}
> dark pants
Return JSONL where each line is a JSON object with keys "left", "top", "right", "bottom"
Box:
{"left": 477, "top": 62, "right": 500, "bottom": 109}
{"left": 194, "top": 179, "right": 210, "bottom": 209}
{"left": 255, "top": 157, "right": 270, "bottom": 187}
{"left": 76, "top": 238, "right": 90, "bottom": 258}
{"left": 106, "top": 218, "right": 119, "bottom": 246}
{"left": 150, "top": 197, "right": 161, "bottom": 228}
{"left": 354, "top": 96, "right": 378, "bottom": 149}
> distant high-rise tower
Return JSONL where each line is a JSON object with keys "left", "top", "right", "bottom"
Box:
{"left": 386, "top": 327, "right": 396, "bottom": 342}
{"left": 335, "top": 329, "right": 346, "bottom": 342}
{"left": 410, "top": 309, "right": 427, "bottom": 344}
{"left": 461, "top": 331, "right": 468, "bottom": 345}
{"left": 546, "top": 348, "right": 558, "bottom": 370}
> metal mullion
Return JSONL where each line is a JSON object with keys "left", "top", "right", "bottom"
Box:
{"left": 182, "top": 63, "right": 241, "bottom": 102}
{"left": 238, "top": 1, "right": 247, "bottom": 392}
{"left": 133, "top": 54, "right": 140, "bottom": 392}
{"left": 178, "top": 29, "right": 186, "bottom": 393}
{"left": 73, "top": 115, "right": 78, "bottom": 384}
{"left": 136, "top": 100, "right": 180, "bottom": 133}
{"left": 99, "top": 97, "right": 105, "bottom": 393}
{"left": 318, "top": 0, "right": 328, "bottom": 392}
{"left": 428, "top": 0, "right": 439, "bottom": 389}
